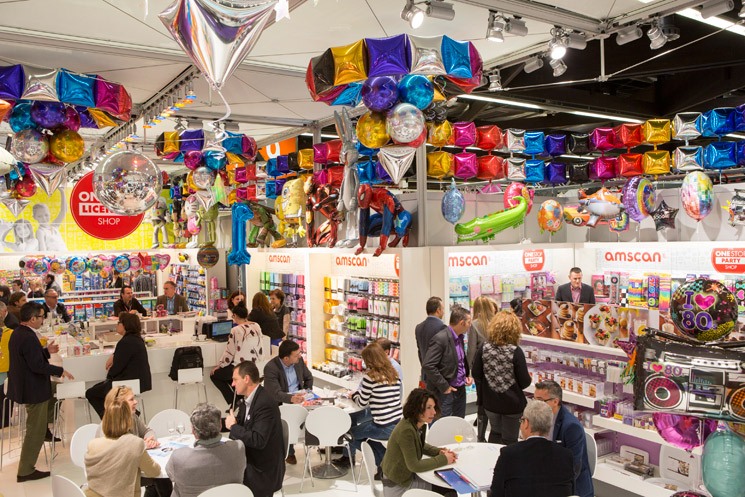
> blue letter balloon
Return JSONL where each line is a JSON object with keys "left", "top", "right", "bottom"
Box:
{"left": 227, "top": 202, "right": 254, "bottom": 266}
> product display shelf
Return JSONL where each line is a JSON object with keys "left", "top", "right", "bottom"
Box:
{"left": 593, "top": 461, "right": 677, "bottom": 497}
{"left": 260, "top": 271, "right": 308, "bottom": 350}
{"left": 521, "top": 334, "right": 628, "bottom": 358}
{"left": 344, "top": 276, "right": 402, "bottom": 360}
{"left": 523, "top": 383, "right": 598, "bottom": 409}
{"left": 591, "top": 415, "right": 703, "bottom": 455}
{"left": 312, "top": 368, "right": 359, "bottom": 391}
{"left": 169, "top": 263, "right": 207, "bottom": 314}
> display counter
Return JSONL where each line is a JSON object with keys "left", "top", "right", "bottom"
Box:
{"left": 86, "top": 314, "right": 198, "bottom": 338}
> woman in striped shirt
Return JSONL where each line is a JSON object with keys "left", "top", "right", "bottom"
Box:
{"left": 335, "top": 342, "right": 402, "bottom": 469}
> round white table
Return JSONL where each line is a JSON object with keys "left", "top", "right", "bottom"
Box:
{"left": 147, "top": 435, "right": 196, "bottom": 478}
{"left": 417, "top": 442, "right": 503, "bottom": 495}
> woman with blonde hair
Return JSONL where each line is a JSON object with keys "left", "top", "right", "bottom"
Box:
{"left": 84, "top": 397, "right": 160, "bottom": 497}
{"left": 472, "top": 310, "right": 531, "bottom": 445}
{"left": 335, "top": 342, "right": 403, "bottom": 470}
{"left": 467, "top": 296, "right": 497, "bottom": 441}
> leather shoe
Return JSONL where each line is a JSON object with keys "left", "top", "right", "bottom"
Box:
{"left": 333, "top": 456, "right": 353, "bottom": 468}
{"left": 44, "top": 429, "right": 61, "bottom": 442}
{"left": 17, "top": 469, "right": 50, "bottom": 482}
{"left": 285, "top": 454, "right": 297, "bottom": 465}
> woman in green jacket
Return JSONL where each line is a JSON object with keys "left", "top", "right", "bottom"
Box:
{"left": 381, "top": 388, "right": 457, "bottom": 497}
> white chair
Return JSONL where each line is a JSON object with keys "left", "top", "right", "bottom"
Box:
{"left": 52, "top": 474, "right": 86, "bottom": 497}
{"left": 174, "top": 367, "right": 208, "bottom": 409}
{"left": 302, "top": 406, "right": 356, "bottom": 491}
{"left": 402, "top": 489, "right": 441, "bottom": 497}
{"left": 52, "top": 381, "right": 92, "bottom": 458}
{"left": 280, "top": 419, "right": 289, "bottom": 497}
{"left": 1, "top": 377, "right": 23, "bottom": 470}
{"left": 361, "top": 441, "right": 384, "bottom": 496}
{"left": 198, "top": 483, "right": 254, "bottom": 497}
{"left": 148, "top": 408, "right": 192, "bottom": 438}
{"left": 111, "top": 379, "right": 147, "bottom": 422}
{"left": 279, "top": 403, "right": 308, "bottom": 449}
{"left": 69, "top": 423, "right": 100, "bottom": 478}
{"left": 585, "top": 431, "right": 597, "bottom": 476}
{"left": 426, "top": 416, "right": 477, "bottom": 446}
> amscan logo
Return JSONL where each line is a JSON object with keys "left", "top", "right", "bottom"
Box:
{"left": 604, "top": 251, "right": 662, "bottom": 263}
{"left": 449, "top": 255, "right": 489, "bottom": 267}
{"left": 268, "top": 255, "right": 291, "bottom": 264}
{"left": 335, "top": 256, "right": 368, "bottom": 267}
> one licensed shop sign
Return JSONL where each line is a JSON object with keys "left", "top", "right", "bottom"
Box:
{"left": 711, "top": 248, "right": 745, "bottom": 274}
{"left": 522, "top": 249, "right": 545, "bottom": 271}
{"left": 71, "top": 172, "right": 144, "bottom": 240}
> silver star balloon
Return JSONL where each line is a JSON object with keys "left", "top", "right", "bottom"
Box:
{"left": 378, "top": 146, "right": 416, "bottom": 185}
{"left": 651, "top": 200, "right": 678, "bottom": 231}
{"left": 21, "top": 66, "right": 59, "bottom": 101}
{"left": 2, "top": 198, "right": 30, "bottom": 217}
{"left": 28, "top": 163, "right": 67, "bottom": 196}
{"left": 159, "top": 0, "right": 278, "bottom": 91}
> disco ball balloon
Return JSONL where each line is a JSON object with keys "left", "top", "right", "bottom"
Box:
{"left": 386, "top": 103, "right": 425, "bottom": 144}
{"left": 11, "top": 129, "right": 48, "bottom": 164}
{"left": 93, "top": 150, "right": 162, "bottom": 216}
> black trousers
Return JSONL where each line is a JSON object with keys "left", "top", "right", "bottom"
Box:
{"left": 85, "top": 380, "right": 112, "bottom": 419}
{"left": 210, "top": 365, "right": 243, "bottom": 408}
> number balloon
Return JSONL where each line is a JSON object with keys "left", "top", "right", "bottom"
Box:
{"left": 227, "top": 202, "right": 254, "bottom": 266}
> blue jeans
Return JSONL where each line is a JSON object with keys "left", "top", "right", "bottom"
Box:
{"left": 437, "top": 385, "right": 466, "bottom": 418}
{"left": 348, "top": 419, "right": 396, "bottom": 466}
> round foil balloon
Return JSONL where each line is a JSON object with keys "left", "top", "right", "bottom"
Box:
{"left": 397, "top": 74, "right": 434, "bottom": 110}
{"left": 537, "top": 200, "right": 564, "bottom": 233}
{"left": 504, "top": 182, "right": 535, "bottom": 213}
{"left": 197, "top": 246, "right": 220, "bottom": 268}
{"left": 87, "top": 256, "right": 104, "bottom": 275}
{"left": 652, "top": 413, "right": 717, "bottom": 451}
{"left": 30, "top": 101, "right": 66, "bottom": 129}
{"left": 11, "top": 128, "right": 49, "bottom": 163}
{"left": 49, "top": 129, "right": 85, "bottom": 163}
{"left": 31, "top": 258, "right": 48, "bottom": 275}
{"left": 681, "top": 171, "right": 713, "bottom": 222}
{"left": 361, "top": 76, "right": 399, "bottom": 113}
{"left": 702, "top": 430, "right": 745, "bottom": 497}
{"left": 94, "top": 150, "right": 163, "bottom": 216}
{"left": 60, "top": 106, "right": 81, "bottom": 132}
{"left": 621, "top": 177, "right": 656, "bottom": 223}
{"left": 113, "top": 255, "right": 131, "bottom": 273}
{"left": 48, "top": 258, "right": 66, "bottom": 275}
{"left": 183, "top": 150, "right": 203, "bottom": 170}
{"left": 129, "top": 254, "right": 142, "bottom": 271}
{"left": 386, "top": 103, "right": 425, "bottom": 144}
{"left": 670, "top": 278, "right": 737, "bottom": 342}
{"left": 356, "top": 111, "right": 390, "bottom": 149}
{"left": 9, "top": 102, "right": 35, "bottom": 133}
{"left": 609, "top": 212, "right": 630, "bottom": 233}
{"left": 441, "top": 179, "right": 465, "bottom": 224}
{"left": 15, "top": 174, "right": 37, "bottom": 198}
{"left": 192, "top": 166, "right": 215, "bottom": 190}
{"left": 67, "top": 256, "right": 87, "bottom": 276}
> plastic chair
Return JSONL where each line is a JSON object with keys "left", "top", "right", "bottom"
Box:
{"left": 111, "top": 379, "right": 146, "bottom": 422}
{"left": 174, "top": 367, "right": 208, "bottom": 409}
{"left": 280, "top": 419, "right": 289, "bottom": 497}
{"left": 52, "top": 474, "right": 86, "bottom": 497}
{"left": 361, "top": 441, "right": 384, "bottom": 496}
{"left": 198, "top": 483, "right": 254, "bottom": 497}
{"left": 69, "top": 423, "right": 100, "bottom": 478}
{"left": 402, "top": 490, "right": 441, "bottom": 497}
{"left": 302, "top": 406, "right": 356, "bottom": 491}
{"left": 279, "top": 403, "right": 308, "bottom": 448}
{"left": 1, "top": 377, "right": 22, "bottom": 470}
{"left": 52, "top": 381, "right": 92, "bottom": 460}
{"left": 426, "top": 416, "right": 477, "bottom": 446}
{"left": 148, "top": 408, "right": 192, "bottom": 438}
{"left": 585, "top": 431, "right": 597, "bottom": 476}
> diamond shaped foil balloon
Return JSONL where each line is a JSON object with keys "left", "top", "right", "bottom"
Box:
{"left": 378, "top": 146, "right": 416, "bottom": 184}
{"left": 673, "top": 146, "right": 703, "bottom": 172}
{"left": 28, "top": 163, "right": 66, "bottom": 196}
{"left": 159, "top": 0, "right": 278, "bottom": 91}
{"left": 21, "top": 66, "right": 59, "bottom": 101}
{"left": 94, "top": 150, "right": 162, "bottom": 216}
{"left": 409, "top": 35, "right": 446, "bottom": 75}
{"left": 673, "top": 112, "right": 702, "bottom": 142}
{"left": 1, "top": 198, "right": 30, "bottom": 217}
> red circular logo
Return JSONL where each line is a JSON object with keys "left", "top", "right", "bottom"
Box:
{"left": 70, "top": 172, "right": 144, "bottom": 240}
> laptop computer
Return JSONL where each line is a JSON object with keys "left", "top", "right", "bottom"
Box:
{"left": 206, "top": 320, "right": 233, "bottom": 342}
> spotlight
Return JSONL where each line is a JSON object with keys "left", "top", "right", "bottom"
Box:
{"left": 426, "top": 1, "right": 455, "bottom": 21}
{"left": 523, "top": 57, "right": 544, "bottom": 74}
{"left": 549, "top": 58, "right": 567, "bottom": 77}
{"left": 401, "top": 0, "right": 425, "bottom": 29}
{"left": 659, "top": 15, "right": 680, "bottom": 41}
{"left": 700, "top": 0, "right": 734, "bottom": 18}
{"left": 504, "top": 17, "right": 528, "bottom": 37}
{"left": 616, "top": 24, "right": 643, "bottom": 45}
{"left": 488, "top": 72, "right": 502, "bottom": 92}
{"left": 548, "top": 29, "right": 567, "bottom": 60}
{"left": 647, "top": 23, "right": 667, "bottom": 50}
{"left": 486, "top": 12, "right": 505, "bottom": 42}
{"left": 565, "top": 32, "right": 587, "bottom": 50}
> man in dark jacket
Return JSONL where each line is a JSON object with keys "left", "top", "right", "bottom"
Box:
{"left": 263, "top": 340, "right": 313, "bottom": 464}
{"left": 156, "top": 281, "right": 189, "bottom": 315}
{"left": 42, "top": 289, "right": 71, "bottom": 323}
{"left": 9, "top": 302, "right": 74, "bottom": 482}
{"left": 422, "top": 306, "right": 472, "bottom": 418}
{"left": 226, "top": 361, "right": 285, "bottom": 497}
{"left": 414, "top": 296, "right": 447, "bottom": 382}
{"left": 554, "top": 267, "right": 595, "bottom": 304}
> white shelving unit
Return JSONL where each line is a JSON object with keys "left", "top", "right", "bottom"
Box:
{"left": 591, "top": 415, "right": 703, "bottom": 455}
{"left": 521, "top": 334, "right": 628, "bottom": 358}
{"left": 593, "top": 463, "right": 676, "bottom": 497}
{"left": 524, "top": 383, "right": 598, "bottom": 409}
{"left": 312, "top": 368, "right": 359, "bottom": 391}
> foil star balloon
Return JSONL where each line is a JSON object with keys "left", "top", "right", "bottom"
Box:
{"left": 651, "top": 200, "right": 678, "bottom": 231}
{"left": 159, "top": 0, "right": 278, "bottom": 91}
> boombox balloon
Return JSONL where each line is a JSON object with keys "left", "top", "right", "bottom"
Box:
{"left": 634, "top": 331, "right": 745, "bottom": 422}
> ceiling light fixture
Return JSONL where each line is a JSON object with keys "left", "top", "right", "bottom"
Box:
{"left": 700, "top": 0, "right": 734, "bottom": 18}
{"left": 486, "top": 11, "right": 505, "bottom": 42}
{"left": 426, "top": 0, "right": 455, "bottom": 21}
{"left": 488, "top": 71, "right": 503, "bottom": 91}
{"left": 548, "top": 27, "right": 567, "bottom": 59}
{"left": 678, "top": 7, "right": 745, "bottom": 36}
{"left": 504, "top": 17, "right": 528, "bottom": 37}
{"left": 401, "top": 0, "right": 425, "bottom": 29}
{"left": 659, "top": 15, "right": 680, "bottom": 41}
{"left": 616, "top": 24, "right": 643, "bottom": 45}
{"left": 523, "top": 56, "right": 544, "bottom": 74}
{"left": 549, "top": 58, "right": 567, "bottom": 77}
{"left": 565, "top": 31, "right": 588, "bottom": 50}
{"left": 647, "top": 21, "right": 667, "bottom": 49}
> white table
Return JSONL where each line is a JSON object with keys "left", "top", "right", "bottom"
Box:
{"left": 417, "top": 442, "right": 503, "bottom": 495}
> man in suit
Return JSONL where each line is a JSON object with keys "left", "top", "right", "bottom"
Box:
{"left": 156, "top": 281, "right": 189, "bottom": 315}
{"left": 41, "top": 289, "right": 71, "bottom": 323}
{"left": 422, "top": 306, "right": 472, "bottom": 418}
{"left": 113, "top": 285, "right": 148, "bottom": 316}
{"left": 535, "top": 380, "right": 594, "bottom": 497}
{"left": 415, "top": 296, "right": 447, "bottom": 382}
{"left": 226, "top": 361, "right": 285, "bottom": 497}
{"left": 490, "top": 400, "right": 575, "bottom": 497}
{"left": 8, "top": 302, "right": 74, "bottom": 482}
{"left": 555, "top": 267, "right": 595, "bottom": 304}
{"left": 263, "top": 339, "right": 313, "bottom": 464}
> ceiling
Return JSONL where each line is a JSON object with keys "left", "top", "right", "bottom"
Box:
{"left": 1, "top": 0, "right": 744, "bottom": 168}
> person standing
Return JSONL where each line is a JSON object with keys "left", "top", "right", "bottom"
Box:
{"left": 422, "top": 306, "right": 472, "bottom": 418}
{"left": 248, "top": 292, "right": 284, "bottom": 346}
{"left": 7, "top": 291, "right": 27, "bottom": 328}
{"left": 263, "top": 340, "right": 313, "bottom": 464}
{"left": 467, "top": 296, "right": 496, "bottom": 442}
{"left": 0, "top": 302, "right": 13, "bottom": 428}
{"left": 44, "top": 274, "right": 63, "bottom": 296}
{"left": 534, "top": 380, "right": 594, "bottom": 497}
{"left": 555, "top": 267, "right": 595, "bottom": 304}
{"left": 414, "top": 297, "right": 447, "bottom": 382}
{"left": 156, "top": 281, "right": 189, "bottom": 315}
{"left": 8, "top": 302, "right": 74, "bottom": 482}
{"left": 269, "top": 289, "right": 291, "bottom": 339}
{"left": 225, "top": 361, "right": 285, "bottom": 497}
{"left": 114, "top": 286, "right": 148, "bottom": 316}
{"left": 42, "top": 289, "right": 71, "bottom": 323}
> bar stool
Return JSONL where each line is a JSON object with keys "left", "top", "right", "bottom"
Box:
{"left": 111, "top": 379, "right": 147, "bottom": 422}
{"left": 51, "top": 381, "right": 92, "bottom": 465}
{"left": 174, "top": 368, "right": 207, "bottom": 409}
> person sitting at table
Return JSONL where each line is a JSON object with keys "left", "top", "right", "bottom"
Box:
{"left": 156, "top": 281, "right": 189, "bottom": 315}
{"left": 166, "top": 403, "right": 246, "bottom": 497}
{"left": 380, "top": 388, "right": 457, "bottom": 497}
{"left": 226, "top": 290, "right": 245, "bottom": 321}
{"left": 42, "top": 289, "right": 71, "bottom": 323}
{"left": 263, "top": 339, "right": 313, "bottom": 465}
{"left": 269, "top": 288, "right": 291, "bottom": 339}
{"left": 490, "top": 400, "right": 575, "bottom": 497}
{"left": 114, "top": 285, "right": 148, "bottom": 317}
{"left": 225, "top": 360, "right": 285, "bottom": 497}
{"left": 27, "top": 279, "right": 44, "bottom": 298}
{"left": 86, "top": 313, "right": 152, "bottom": 419}
{"left": 335, "top": 342, "right": 402, "bottom": 470}
{"left": 472, "top": 310, "right": 531, "bottom": 445}
{"left": 6, "top": 291, "right": 26, "bottom": 329}
{"left": 210, "top": 304, "right": 263, "bottom": 409}
{"left": 84, "top": 396, "right": 161, "bottom": 497}
{"left": 248, "top": 292, "right": 284, "bottom": 347}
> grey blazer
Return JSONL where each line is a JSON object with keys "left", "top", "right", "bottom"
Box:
{"left": 263, "top": 356, "right": 314, "bottom": 404}
{"left": 422, "top": 328, "right": 470, "bottom": 394}
{"left": 166, "top": 439, "right": 246, "bottom": 497}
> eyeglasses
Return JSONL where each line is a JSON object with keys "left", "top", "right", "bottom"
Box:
{"left": 534, "top": 397, "right": 557, "bottom": 403}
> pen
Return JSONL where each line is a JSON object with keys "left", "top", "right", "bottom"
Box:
{"left": 453, "top": 468, "right": 477, "bottom": 490}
